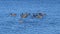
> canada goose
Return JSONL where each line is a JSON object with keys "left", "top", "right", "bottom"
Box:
{"left": 20, "top": 13, "right": 30, "bottom": 18}
{"left": 33, "top": 13, "right": 45, "bottom": 18}
{"left": 10, "top": 13, "right": 16, "bottom": 16}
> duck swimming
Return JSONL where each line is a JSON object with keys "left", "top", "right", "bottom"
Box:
{"left": 10, "top": 13, "right": 16, "bottom": 16}
{"left": 33, "top": 13, "right": 46, "bottom": 18}
{"left": 20, "top": 13, "right": 30, "bottom": 18}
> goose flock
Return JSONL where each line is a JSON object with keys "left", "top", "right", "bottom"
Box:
{"left": 10, "top": 12, "right": 46, "bottom": 19}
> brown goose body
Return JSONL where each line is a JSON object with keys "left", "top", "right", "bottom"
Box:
{"left": 33, "top": 13, "right": 45, "bottom": 18}
{"left": 10, "top": 13, "right": 16, "bottom": 16}
{"left": 20, "top": 13, "right": 30, "bottom": 18}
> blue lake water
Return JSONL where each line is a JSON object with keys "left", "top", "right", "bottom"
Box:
{"left": 0, "top": 0, "right": 60, "bottom": 34}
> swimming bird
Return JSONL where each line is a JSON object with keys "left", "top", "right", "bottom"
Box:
{"left": 10, "top": 13, "right": 16, "bottom": 16}
{"left": 32, "top": 13, "right": 46, "bottom": 18}
{"left": 20, "top": 13, "right": 30, "bottom": 18}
